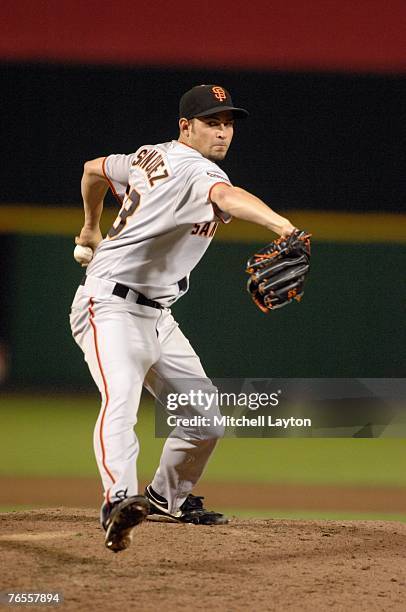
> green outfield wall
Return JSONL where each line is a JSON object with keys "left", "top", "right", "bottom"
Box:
{"left": 2, "top": 234, "right": 404, "bottom": 389}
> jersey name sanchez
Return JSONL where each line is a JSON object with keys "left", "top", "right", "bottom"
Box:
{"left": 86, "top": 140, "right": 232, "bottom": 307}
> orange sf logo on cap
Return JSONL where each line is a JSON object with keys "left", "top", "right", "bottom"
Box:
{"left": 212, "top": 86, "right": 226, "bottom": 102}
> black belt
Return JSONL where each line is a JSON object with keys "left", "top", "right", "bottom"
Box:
{"left": 80, "top": 276, "right": 163, "bottom": 310}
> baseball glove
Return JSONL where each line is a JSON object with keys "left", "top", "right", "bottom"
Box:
{"left": 246, "top": 230, "right": 311, "bottom": 313}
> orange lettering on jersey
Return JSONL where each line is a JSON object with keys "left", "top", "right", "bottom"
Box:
{"left": 209, "top": 222, "right": 218, "bottom": 237}
{"left": 139, "top": 150, "right": 159, "bottom": 169}
{"left": 146, "top": 157, "right": 163, "bottom": 174}
{"left": 133, "top": 149, "right": 149, "bottom": 165}
{"left": 191, "top": 222, "right": 218, "bottom": 237}
{"left": 212, "top": 86, "right": 226, "bottom": 102}
{"left": 149, "top": 167, "right": 169, "bottom": 187}
{"left": 199, "top": 223, "right": 211, "bottom": 237}
{"left": 133, "top": 148, "right": 170, "bottom": 188}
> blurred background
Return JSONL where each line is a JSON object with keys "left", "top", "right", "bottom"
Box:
{"left": 0, "top": 0, "right": 405, "bottom": 519}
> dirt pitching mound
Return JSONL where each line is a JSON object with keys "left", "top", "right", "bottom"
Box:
{"left": 0, "top": 509, "right": 405, "bottom": 611}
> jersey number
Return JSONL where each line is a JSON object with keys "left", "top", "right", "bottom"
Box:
{"left": 108, "top": 186, "right": 141, "bottom": 238}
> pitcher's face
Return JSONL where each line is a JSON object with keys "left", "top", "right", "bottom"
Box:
{"left": 179, "top": 111, "right": 234, "bottom": 161}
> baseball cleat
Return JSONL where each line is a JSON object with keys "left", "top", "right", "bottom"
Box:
{"left": 102, "top": 495, "right": 150, "bottom": 553}
{"left": 145, "top": 485, "right": 229, "bottom": 525}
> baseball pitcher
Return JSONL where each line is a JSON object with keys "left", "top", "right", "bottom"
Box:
{"left": 70, "top": 84, "right": 298, "bottom": 552}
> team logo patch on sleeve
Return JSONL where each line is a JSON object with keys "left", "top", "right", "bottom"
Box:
{"left": 207, "top": 171, "right": 227, "bottom": 180}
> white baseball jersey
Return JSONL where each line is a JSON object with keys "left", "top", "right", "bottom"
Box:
{"left": 86, "top": 140, "right": 232, "bottom": 307}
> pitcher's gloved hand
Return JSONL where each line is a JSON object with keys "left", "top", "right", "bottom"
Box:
{"left": 246, "top": 230, "right": 311, "bottom": 313}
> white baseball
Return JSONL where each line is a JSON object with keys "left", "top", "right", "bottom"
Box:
{"left": 74, "top": 244, "right": 94, "bottom": 267}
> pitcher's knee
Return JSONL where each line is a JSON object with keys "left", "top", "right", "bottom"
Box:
{"left": 204, "top": 418, "right": 225, "bottom": 440}
{"left": 169, "top": 416, "right": 225, "bottom": 441}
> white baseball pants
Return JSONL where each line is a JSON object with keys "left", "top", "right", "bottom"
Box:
{"left": 69, "top": 276, "right": 222, "bottom": 513}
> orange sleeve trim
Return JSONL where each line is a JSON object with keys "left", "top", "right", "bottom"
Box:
{"left": 102, "top": 156, "right": 123, "bottom": 207}
{"left": 208, "top": 181, "right": 232, "bottom": 225}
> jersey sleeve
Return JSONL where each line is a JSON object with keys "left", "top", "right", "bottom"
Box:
{"left": 102, "top": 153, "right": 135, "bottom": 204}
{"left": 175, "top": 164, "right": 232, "bottom": 225}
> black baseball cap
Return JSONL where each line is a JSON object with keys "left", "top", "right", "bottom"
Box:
{"left": 179, "top": 84, "right": 249, "bottom": 120}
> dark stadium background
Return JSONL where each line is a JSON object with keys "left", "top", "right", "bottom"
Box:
{"left": 0, "top": 0, "right": 405, "bottom": 387}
